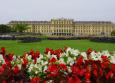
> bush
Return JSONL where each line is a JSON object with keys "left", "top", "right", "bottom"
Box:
{"left": 90, "top": 37, "right": 115, "bottom": 43}
{"left": 19, "top": 37, "right": 42, "bottom": 43}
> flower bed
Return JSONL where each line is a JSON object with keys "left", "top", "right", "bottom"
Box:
{"left": 0, "top": 47, "right": 115, "bottom": 83}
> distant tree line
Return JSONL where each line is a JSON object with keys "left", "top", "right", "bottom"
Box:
{"left": 0, "top": 24, "right": 29, "bottom": 34}
{"left": 0, "top": 24, "right": 11, "bottom": 33}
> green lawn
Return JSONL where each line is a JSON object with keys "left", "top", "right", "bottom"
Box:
{"left": 0, "top": 40, "right": 115, "bottom": 55}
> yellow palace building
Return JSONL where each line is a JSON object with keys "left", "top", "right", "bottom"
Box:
{"left": 9, "top": 18, "right": 115, "bottom": 37}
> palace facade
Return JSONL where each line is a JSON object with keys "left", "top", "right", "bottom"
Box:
{"left": 9, "top": 18, "right": 115, "bottom": 37}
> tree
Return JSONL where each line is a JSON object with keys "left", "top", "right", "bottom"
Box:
{"left": 13, "top": 24, "right": 29, "bottom": 33}
{"left": 111, "top": 30, "right": 115, "bottom": 36}
{"left": 0, "top": 24, "right": 11, "bottom": 33}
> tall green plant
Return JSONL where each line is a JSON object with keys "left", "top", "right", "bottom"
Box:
{"left": 111, "top": 30, "right": 115, "bottom": 36}
{"left": 14, "top": 24, "right": 29, "bottom": 33}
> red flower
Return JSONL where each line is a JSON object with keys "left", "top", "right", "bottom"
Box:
{"left": 30, "top": 77, "right": 40, "bottom": 83}
{"left": 22, "top": 58, "right": 28, "bottom": 67}
{"left": 44, "top": 48, "right": 54, "bottom": 54}
{"left": 43, "top": 80, "right": 47, "bottom": 83}
{"left": 47, "top": 64, "right": 59, "bottom": 77}
{"left": 76, "top": 56, "right": 83, "bottom": 65}
{"left": 99, "top": 68, "right": 103, "bottom": 76}
{"left": 13, "top": 65, "right": 20, "bottom": 74}
{"left": 79, "top": 69, "right": 86, "bottom": 77}
{"left": 35, "top": 51, "right": 40, "bottom": 58}
{"left": 92, "top": 63, "right": 98, "bottom": 69}
{"left": 64, "top": 46, "right": 68, "bottom": 52}
{"left": 8, "top": 53, "right": 14, "bottom": 61}
{"left": 2, "top": 80, "right": 6, "bottom": 83}
{"left": 101, "top": 55, "right": 109, "bottom": 61}
{"left": 59, "top": 63, "right": 67, "bottom": 71}
{"left": 106, "top": 71, "right": 113, "bottom": 80}
{"left": 68, "top": 76, "right": 81, "bottom": 83}
{"left": 85, "top": 72, "right": 90, "bottom": 80}
{"left": 101, "top": 61, "right": 110, "bottom": 69}
{"left": 1, "top": 47, "right": 6, "bottom": 55}
{"left": 86, "top": 48, "right": 92, "bottom": 55}
{"left": 49, "top": 57, "right": 56, "bottom": 63}
{"left": 0, "top": 66, "right": 4, "bottom": 75}
{"left": 30, "top": 50, "right": 40, "bottom": 64}
{"left": 4, "top": 58, "right": 12, "bottom": 68}
{"left": 71, "top": 66, "right": 80, "bottom": 74}
{"left": 111, "top": 64, "right": 115, "bottom": 73}
{"left": 93, "top": 69, "right": 98, "bottom": 77}
{"left": 19, "top": 80, "right": 24, "bottom": 83}
{"left": 54, "top": 49, "right": 63, "bottom": 58}
{"left": 30, "top": 49, "right": 34, "bottom": 55}
{"left": 2, "top": 64, "right": 7, "bottom": 69}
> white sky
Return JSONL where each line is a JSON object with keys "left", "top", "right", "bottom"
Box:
{"left": 0, "top": 0, "right": 115, "bottom": 24}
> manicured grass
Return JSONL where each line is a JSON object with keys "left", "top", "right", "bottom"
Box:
{"left": 0, "top": 40, "right": 115, "bottom": 55}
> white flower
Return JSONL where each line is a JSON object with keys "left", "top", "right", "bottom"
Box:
{"left": 60, "top": 53, "right": 67, "bottom": 57}
{"left": 66, "top": 47, "right": 71, "bottom": 53}
{"left": 81, "top": 52, "right": 87, "bottom": 60}
{"left": 68, "top": 67, "right": 72, "bottom": 73}
{"left": 51, "top": 55, "right": 57, "bottom": 59}
{"left": 42, "top": 61, "right": 48, "bottom": 66}
{"left": 66, "top": 47, "right": 80, "bottom": 57}
{"left": 71, "top": 49, "right": 80, "bottom": 56}
{"left": 67, "top": 57, "right": 74, "bottom": 64}
{"left": 59, "top": 58, "right": 65, "bottom": 63}
{"left": 13, "top": 56, "right": 16, "bottom": 60}
{"left": 46, "top": 51, "right": 51, "bottom": 58}
{"left": 17, "top": 64, "right": 22, "bottom": 70}
{"left": 70, "top": 62, "right": 74, "bottom": 66}
{"left": 110, "top": 56, "right": 115, "bottom": 63}
{"left": 47, "top": 80, "right": 53, "bottom": 83}
{"left": 113, "top": 52, "right": 115, "bottom": 56}
{"left": 0, "top": 54, "right": 5, "bottom": 64}
{"left": 43, "top": 66, "right": 48, "bottom": 72}
{"left": 101, "top": 50, "right": 111, "bottom": 58}
{"left": 27, "top": 55, "right": 32, "bottom": 61}
{"left": 40, "top": 54, "right": 43, "bottom": 59}
{"left": 90, "top": 51, "right": 99, "bottom": 60}
{"left": 37, "top": 58, "right": 41, "bottom": 63}
{"left": 35, "top": 71, "right": 38, "bottom": 74}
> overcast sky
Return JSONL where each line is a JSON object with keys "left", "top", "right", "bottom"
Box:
{"left": 0, "top": 0, "right": 115, "bottom": 24}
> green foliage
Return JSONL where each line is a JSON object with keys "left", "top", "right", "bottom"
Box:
{"left": 13, "top": 24, "right": 29, "bottom": 33}
{"left": 0, "top": 24, "right": 11, "bottom": 33}
{"left": 111, "top": 30, "right": 115, "bottom": 36}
